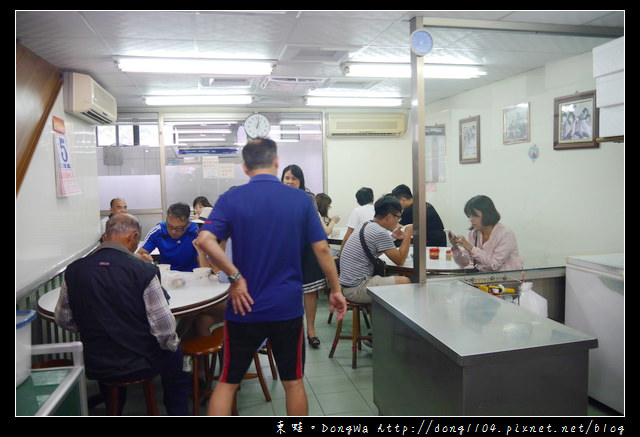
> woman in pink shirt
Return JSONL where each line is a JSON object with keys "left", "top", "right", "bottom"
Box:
{"left": 451, "top": 195, "right": 523, "bottom": 272}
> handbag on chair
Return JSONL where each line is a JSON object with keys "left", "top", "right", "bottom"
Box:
{"left": 359, "top": 221, "right": 387, "bottom": 277}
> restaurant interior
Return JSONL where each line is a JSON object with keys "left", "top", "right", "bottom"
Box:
{"left": 16, "top": 11, "right": 624, "bottom": 418}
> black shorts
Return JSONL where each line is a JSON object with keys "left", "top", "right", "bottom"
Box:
{"left": 219, "top": 316, "right": 305, "bottom": 384}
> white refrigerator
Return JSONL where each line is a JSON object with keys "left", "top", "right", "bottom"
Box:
{"left": 565, "top": 253, "right": 624, "bottom": 414}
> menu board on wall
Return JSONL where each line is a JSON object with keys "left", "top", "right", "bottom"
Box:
{"left": 425, "top": 125, "right": 446, "bottom": 183}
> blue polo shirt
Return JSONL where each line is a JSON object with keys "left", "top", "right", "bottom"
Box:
{"left": 201, "top": 173, "right": 327, "bottom": 323}
{"left": 140, "top": 222, "right": 200, "bottom": 272}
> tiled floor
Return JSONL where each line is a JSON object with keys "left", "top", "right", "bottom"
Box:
{"left": 87, "top": 291, "right": 620, "bottom": 417}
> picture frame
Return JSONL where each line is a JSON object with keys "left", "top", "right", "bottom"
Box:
{"left": 459, "top": 115, "right": 480, "bottom": 164}
{"left": 553, "top": 91, "right": 599, "bottom": 150}
{"left": 503, "top": 102, "right": 530, "bottom": 144}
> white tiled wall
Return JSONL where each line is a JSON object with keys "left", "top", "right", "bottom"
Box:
{"left": 97, "top": 146, "right": 161, "bottom": 176}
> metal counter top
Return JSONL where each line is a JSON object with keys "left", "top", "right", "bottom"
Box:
{"left": 368, "top": 281, "right": 597, "bottom": 366}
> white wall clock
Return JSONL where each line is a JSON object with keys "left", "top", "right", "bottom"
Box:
{"left": 244, "top": 113, "right": 271, "bottom": 139}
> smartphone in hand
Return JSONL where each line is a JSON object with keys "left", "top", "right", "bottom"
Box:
{"left": 444, "top": 229, "right": 456, "bottom": 244}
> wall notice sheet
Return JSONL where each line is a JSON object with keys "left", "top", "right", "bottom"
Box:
{"left": 52, "top": 116, "right": 81, "bottom": 197}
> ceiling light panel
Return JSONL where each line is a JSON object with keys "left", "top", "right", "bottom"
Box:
{"left": 145, "top": 95, "right": 253, "bottom": 106}
{"left": 118, "top": 58, "right": 274, "bottom": 75}
{"left": 304, "top": 96, "right": 402, "bottom": 107}
{"left": 344, "top": 63, "right": 486, "bottom": 79}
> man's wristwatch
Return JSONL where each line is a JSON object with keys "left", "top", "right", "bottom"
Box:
{"left": 228, "top": 272, "right": 242, "bottom": 283}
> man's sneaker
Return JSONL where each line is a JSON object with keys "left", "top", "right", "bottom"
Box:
{"left": 183, "top": 356, "right": 192, "bottom": 372}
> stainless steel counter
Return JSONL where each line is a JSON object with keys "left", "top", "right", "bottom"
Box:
{"left": 368, "top": 281, "right": 597, "bottom": 416}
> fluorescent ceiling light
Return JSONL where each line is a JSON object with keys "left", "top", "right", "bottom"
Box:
{"left": 304, "top": 96, "right": 402, "bottom": 107}
{"left": 344, "top": 63, "right": 486, "bottom": 79}
{"left": 171, "top": 129, "right": 232, "bottom": 134}
{"left": 177, "top": 137, "right": 227, "bottom": 142}
{"left": 118, "top": 58, "right": 274, "bottom": 75}
{"left": 145, "top": 95, "right": 253, "bottom": 106}
{"left": 279, "top": 119, "right": 322, "bottom": 125}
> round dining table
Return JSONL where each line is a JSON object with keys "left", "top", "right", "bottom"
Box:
{"left": 36, "top": 271, "right": 230, "bottom": 322}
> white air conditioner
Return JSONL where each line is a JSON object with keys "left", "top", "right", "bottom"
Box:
{"left": 327, "top": 112, "right": 407, "bottom": 137}
{"left": 63, "top": 72, "right": 117, "bottom": 125}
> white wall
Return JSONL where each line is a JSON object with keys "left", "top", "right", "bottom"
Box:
{"left": 16, "top": 90, "right": 101, "bottom": 296}
{"left": 326, "top": 132, "right": 412, "bottom": 213}
{"left": 324, "top": 51, "right": 624, "bottom": 269}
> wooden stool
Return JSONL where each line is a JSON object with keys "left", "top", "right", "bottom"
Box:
{"left": 181, "top": 327, "right": 273, "bottom": 416}
{"left": 328, "top": 301, "right": 372, "bottom": 369}
{"left": 181, "top": 326, "right": 225, "bottom": 416}
{"left": 103, "top": 377, "right": 159, "bottom": 415}
{"left": 327, "top": 301, "right": 371, "bottom": 328}
{"left": 258, "top": 340, "right": 277, "bottom": 380}
{"left": 231, "top": 347, "right": 272, "bottom": 416}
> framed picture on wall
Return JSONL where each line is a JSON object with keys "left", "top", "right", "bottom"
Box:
{"left": 553, "top": 91, "right": 599, "bottom": 150}
{"left": 503, "top": 102, "right": 530, "bottom": 144}
{"left": 459, "top": 115, "right": 480, "bottom": 164}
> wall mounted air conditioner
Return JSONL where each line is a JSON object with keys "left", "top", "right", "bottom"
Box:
{"left": 327, "top": 112, "right": 407, "bottom": 137}
{"left": 63, "top": 72, "right": 117, "bottom": 125}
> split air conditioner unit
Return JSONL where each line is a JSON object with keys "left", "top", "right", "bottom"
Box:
{"left": 63, "top": 72, "right": 117, "bottom": 125}
{"left": 327, "top": 112, "right": 407, "bottom": 137}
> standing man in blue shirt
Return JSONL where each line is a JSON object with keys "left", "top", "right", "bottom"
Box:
{"left": 196, "top": 138, "right": 347, "bottom": 416}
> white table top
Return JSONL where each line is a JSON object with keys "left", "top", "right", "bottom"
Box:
{"left": 380, "top": 246, "right": 467, "bottom": 273}
{"left": 37, "top": 271, "right": 229, "bottom": 321}
{"left": 327, "top": 226, "right": 347, "bottom": 244}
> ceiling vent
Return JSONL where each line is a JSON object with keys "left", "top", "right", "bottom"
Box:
{"left": 327, "top": 112, "right": 407, "bottom": 137}
{"left": 260, "top": 77, "right": 325, "bottom": 93}
{"left": 63, "top": 72, "right": 117, "bottom": 125}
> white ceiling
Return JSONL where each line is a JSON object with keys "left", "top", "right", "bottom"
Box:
{"left": 15, "top": 10, "right": 624, "bottom": 111}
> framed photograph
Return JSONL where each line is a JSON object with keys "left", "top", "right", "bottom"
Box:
{"left": 553, "top": 91, "right": 599, "bottom": 150}
{"left": 503, "top": 102, "right": 530, "bottom": 144}
{"left": 459, "top": 115, "right": 480, "bottom": 164}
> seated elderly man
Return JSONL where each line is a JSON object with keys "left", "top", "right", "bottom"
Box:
{"left": 55, "top": 213, "right": 189, "bottom": 415}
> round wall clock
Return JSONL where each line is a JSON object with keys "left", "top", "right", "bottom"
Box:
{"left": 410, "top": 29, "right": 434, "bottom": 57}
{"left": 243, "top": 113, "right": 271, "bottom": 139}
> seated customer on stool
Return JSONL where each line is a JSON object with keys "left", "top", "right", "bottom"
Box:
{"left": 136, "top": 202, "right": 206, "bottom": 271}
{"left": 339, "top": 187, "right": 375, "bottom": 254}
{"left": 339, "top": 195, "right": 413, "bottom": 305}
{"left": 136, "top": 202, "right": 224, "bottom": 339}
{"left": 55, "top": 213, "right": 189, "bottom": 415}
{"left": 450, "top": 195, "right": 523, "bottom": 272}
{"left": 391, "top": 184, "right": 446, "bottom": 247}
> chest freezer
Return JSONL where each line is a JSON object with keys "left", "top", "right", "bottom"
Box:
{"left": 565, "top": 253, "right": 624, "bottom": 414}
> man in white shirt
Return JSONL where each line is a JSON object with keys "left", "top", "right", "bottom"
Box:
{"left": 339, "top": 187, "right": 375, "bottom": 254}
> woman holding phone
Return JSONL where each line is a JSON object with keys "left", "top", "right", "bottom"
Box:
{"left": 449, "top": 195, "right": 523, "bottom": 272}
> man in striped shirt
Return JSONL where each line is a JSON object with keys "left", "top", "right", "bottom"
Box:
{"left": 339, "top": 195, "right": 413, "bottom": 304}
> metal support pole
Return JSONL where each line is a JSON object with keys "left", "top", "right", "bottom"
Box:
{"left": 410, "top": 16, "right": 427, "bottom": 283}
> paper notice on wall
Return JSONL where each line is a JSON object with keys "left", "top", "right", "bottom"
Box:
{"left": 202, "top": 155, "right": 219, "bottom": 179}
{"left": 425, "top": 125, "right": 446, "bottom": 183}
{"left": 52, "top": 116, "right": 81, "bottom": 197}
{"left": 218, "top": 163, "right": 236, "bottom": 178}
